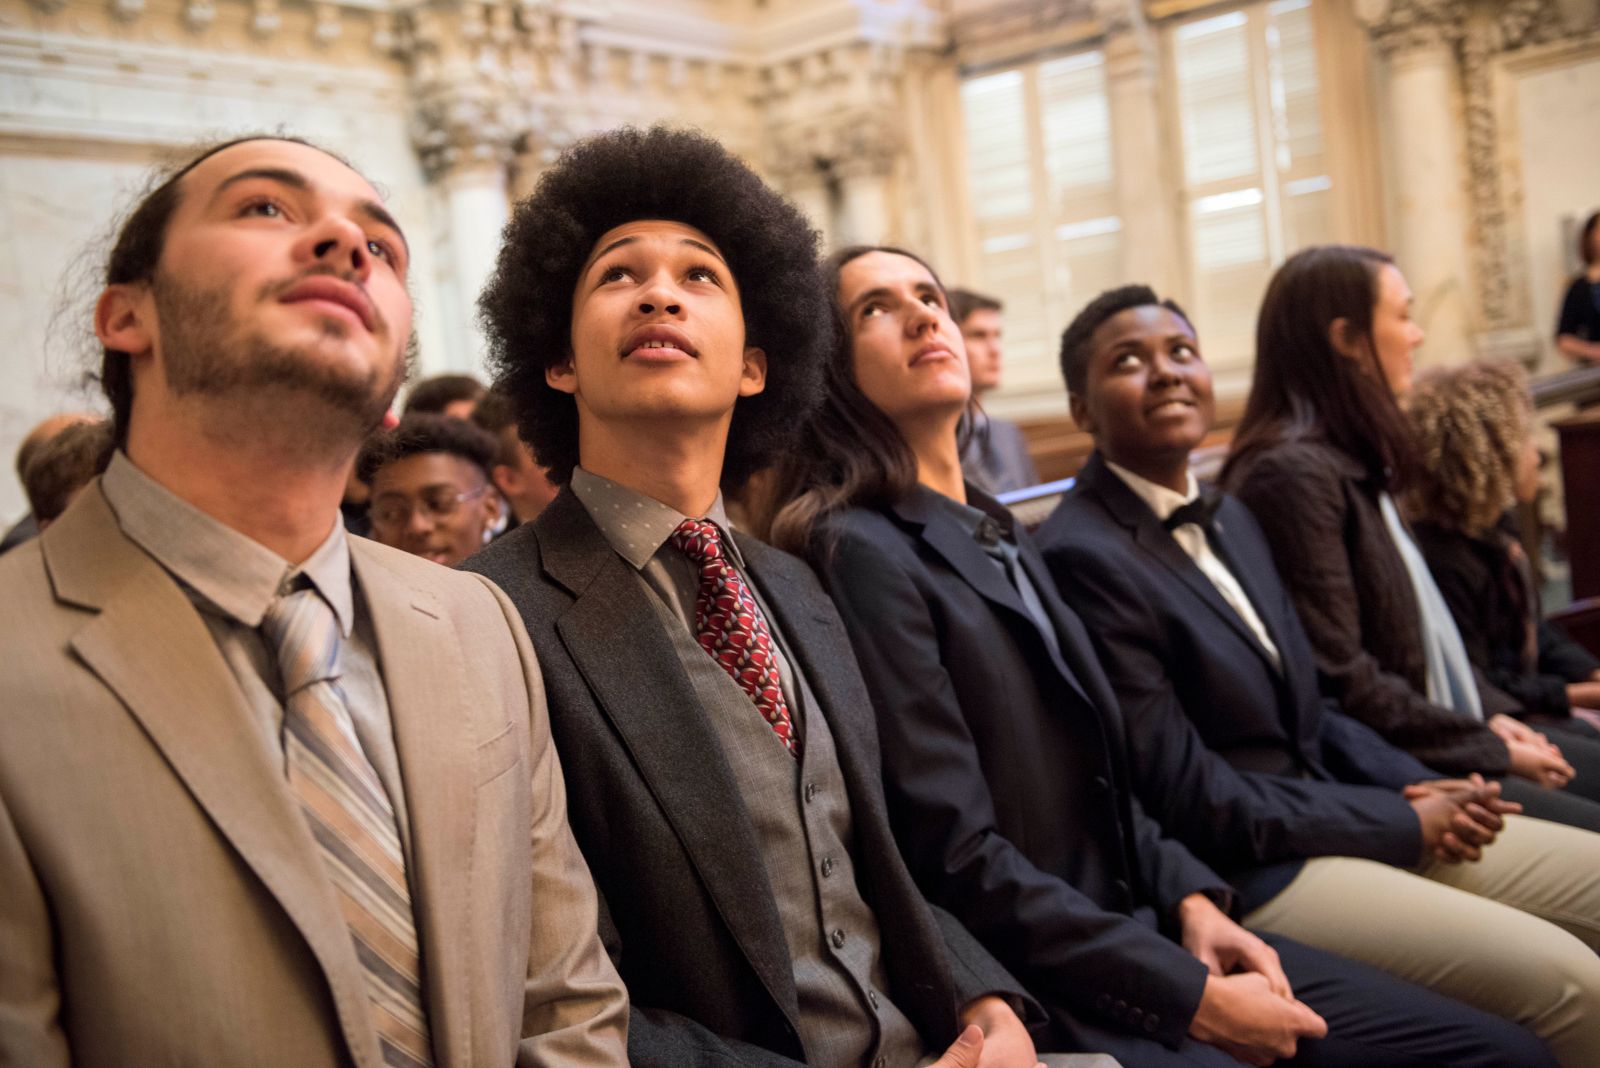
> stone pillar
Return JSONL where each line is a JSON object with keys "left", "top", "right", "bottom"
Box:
{"left": 1098, "top": 0, "right": 1181, "bottom": 295}
{"left": 1385, "top": 40, "right": 1474, "bottom": 365}
{"left": 402, "top": 0, "right": 520, "bottom": 374}
{"left": 436, "top": 162, "right": 510, "bottom": 370}
{"left": 786, "top": 180, "right": 835, "bottom": 248}
{"left": 1359, "top": 0, "right": 1474, "bottom": 366}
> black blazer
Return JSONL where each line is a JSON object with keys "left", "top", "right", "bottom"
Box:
{"left": 816, "top": 485, "right": 1230, "bottom": 1051}
{"left": 1037, "top": 454, "right": 1429, "bottom": 907}
{"left": 1414, "top": 518, "right": 1599, "bottom": 719}
{"left": 1223, "top": 438, "right": 1512, "bottom": 776}
{"left": 463, "top": 490, "right": 1031, "bottom": 1067}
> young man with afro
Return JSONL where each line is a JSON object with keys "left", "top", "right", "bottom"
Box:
{"left": 464, "top": 126, "right": 1074, "bottom": 1068}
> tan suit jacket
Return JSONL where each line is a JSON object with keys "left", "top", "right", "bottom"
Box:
{"left": 0, "top": 484, "right": 628, "bottom": 1067}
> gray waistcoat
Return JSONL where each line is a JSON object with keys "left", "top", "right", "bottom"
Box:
{"left": 651, "top": 593, "right": 927, "bottom": 1068}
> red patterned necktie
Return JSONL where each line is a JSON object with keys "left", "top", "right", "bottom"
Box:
{"left": 670, "top": 518, "right": 800, "bottom": 757}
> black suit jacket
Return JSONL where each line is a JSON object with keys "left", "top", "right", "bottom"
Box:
{"left": 1223, "top": 438, "right": 1513, "bottom": 775}
{"left": 816, "top": 485, "right": 1230, "bottom": 1051}
{"left": 464, "top": 490, "right": 1031, "bottom": 1067}
{"left": 1414, "top": 518, "right": 1599, "bottom": 719}
{"left": 1037, "top": 454, "right": 1430, "bottom": 907}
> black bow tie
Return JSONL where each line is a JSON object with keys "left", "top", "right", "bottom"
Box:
{"left": 1163, "top": 491, "right": 1222, "bottom": 533}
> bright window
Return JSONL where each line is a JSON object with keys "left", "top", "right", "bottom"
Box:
{"left": 959, "top": 50, "right": 1122, "bottom": 402}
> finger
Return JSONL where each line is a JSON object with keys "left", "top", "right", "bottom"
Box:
{"left": 1441, "top": 831, "right": 1481, "bottom": 862}
{"left": 1296, "top": 1002, "right": 1330, "bottom": 1039}
{"left": 930, "top": 1025, "right": 984, "bottom": 1068}
{"left": 1460, "top": 802, "right": 1503, "bottom": 833}
{"left": 1453, "top": 810, "right": 1497, "bottom": 844}
{"left": 1245, "top": 945, "right": 1293, "bottom": 999}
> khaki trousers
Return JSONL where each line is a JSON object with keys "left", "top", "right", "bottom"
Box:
{"left": 1243, "top": 815, "right": 1600, "bottom": 1068}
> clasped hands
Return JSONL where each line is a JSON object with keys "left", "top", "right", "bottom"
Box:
{"left": 1179, "top": 892, "right": 1326, "bottom": 1067}
{"left": 1489, "top": 713, "right": 1576, "bottom": 790}
{"left": 1403, "top": 771, "right": 1522, "bottom": 864}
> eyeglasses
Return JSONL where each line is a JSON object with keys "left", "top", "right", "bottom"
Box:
{"left": 369, "top": 484, "right": 490, "bottom": 531}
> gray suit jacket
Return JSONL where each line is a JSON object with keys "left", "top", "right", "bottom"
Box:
{"left": 464, "top": 489, "right": 1037, "bottom": 1067}
{"left": 0, "top": 484, "right": 628, "bottom": 1067}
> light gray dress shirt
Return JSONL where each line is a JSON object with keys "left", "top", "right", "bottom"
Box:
{"left": 99, "top": 450, "right": 412, "bottom": 847}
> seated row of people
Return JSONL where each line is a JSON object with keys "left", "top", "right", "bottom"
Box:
{"left": 2, "top": 125, "right": 1596, "bottom": 1068}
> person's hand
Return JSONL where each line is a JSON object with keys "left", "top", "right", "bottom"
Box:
{"left": 956, "top": 995, "right": 1045, "bottom": 1068}
{"left": 1188, "top": 973, "right": 1328, "bottom": 1066}
{"left": 929, "top": 1025, "right": 987, "bottom": 1068}
{"left": 1505, "top": 737, "right": 1575, "bottom": 788}
{"left": 1566, "top": 681, "right": 1600, "bottom": 709}
{"left": 1489, "top": 712, "right": 1558, "bottom": 752}
{"left": 1403, "top": 774, "right": 1512, "bottom": 861}
{"left": 1177, "top": 893, "right": 1291, "bottom": 994}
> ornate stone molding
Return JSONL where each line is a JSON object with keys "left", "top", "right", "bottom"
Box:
{"left": 762, "top": 40, "right": 913, "bottom": 183}
{"left": 1355, "top": 0, "right": 1468, "bottom": 55}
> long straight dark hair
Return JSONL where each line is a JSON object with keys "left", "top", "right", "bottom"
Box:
{"left": 748, "top": 245, "right": 938, "bottom": 558}
{"left": 1222, "top": 244, "right": 1417, "bottom": 489}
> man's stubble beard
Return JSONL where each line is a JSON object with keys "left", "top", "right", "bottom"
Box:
{"left": 153, "top": 269, "right": 408, "bottom": 456}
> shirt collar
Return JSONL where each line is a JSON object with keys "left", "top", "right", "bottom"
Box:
{"left": 1103, "top": 459, "right": 1199, "bottom": 524}
{"left": 100, "top": 450, "right": 355, "bottom": 635}
{"left": 569, "top": 465, "right": 743, "bottom": 571}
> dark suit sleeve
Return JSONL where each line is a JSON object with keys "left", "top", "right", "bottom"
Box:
{"left": 820, "top": 527, "right": 1207, "bottom": 1050}
{"left": 1315, "top": 704, "right": 1436, "bottom": 788}
{"left": 1048, "top": 543, "right": 1422, "bottom": 873}
{"left": 1540, "top": 618, "right": 1600, "bottom": 682}
{"left": 1231, "top": 453, "right": 1510, "bottom": 776}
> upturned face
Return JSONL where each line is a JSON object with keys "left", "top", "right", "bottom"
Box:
{"left": 1072, "top": 304, "right": 1214, "bottom": 472}
{"left": 552, "top": 219, "right": 766, "bottom": 437}
{"left": 98, "top": 139, "right": 413, "bottom": 431}
{"left": 838, "top": 251, "right": 971, "bottom": 428}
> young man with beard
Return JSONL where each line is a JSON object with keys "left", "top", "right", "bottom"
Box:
{"left": 465, "top": 126, "right": 1062, "bottom": 1068}
{"left": 0, "top": 136, "right": 628, "bottom": 1067}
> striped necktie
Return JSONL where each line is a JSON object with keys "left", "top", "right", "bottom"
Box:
{"left": 262, "top": 588, "right": 434, "bottom": 1067}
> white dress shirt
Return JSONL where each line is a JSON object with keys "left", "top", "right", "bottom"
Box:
{"left": 1105, "top": 460, "right": 1282, "bottom": 670}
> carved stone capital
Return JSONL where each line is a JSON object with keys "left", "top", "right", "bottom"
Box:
{"left": 410, "top": 76, "right": 519, "bottom": 180}
{"left": 1357, "top": 0, "right": 1469, "bottom": 55}
{"left": 768, "top": 108, "right": 902, "bottom": 181}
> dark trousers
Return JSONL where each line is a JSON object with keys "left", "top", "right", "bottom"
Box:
{"left": 1048, "top": 933, "right": 1553, "bottom": 1067}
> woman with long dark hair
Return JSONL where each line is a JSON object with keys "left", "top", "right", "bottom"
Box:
{"left": 751, "top": 245, "right": 1559, "bottom": 1068}
{"left": 1222, "top": 245, "right": 1600, "bottom": 828}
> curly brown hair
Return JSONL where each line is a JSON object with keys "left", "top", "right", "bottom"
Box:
{"left": 1405, "top": 360, "right": 1532, "bottom": 536}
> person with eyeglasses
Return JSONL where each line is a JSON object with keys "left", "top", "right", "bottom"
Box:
{"left": 358, "top": 412, "right": 503, "bottom": 566}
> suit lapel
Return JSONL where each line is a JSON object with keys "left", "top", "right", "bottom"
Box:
{"left": 537, "top": 495, "right": 801, "bottom": 1029}
{"left": 1083, "top": 455, "right": 1282, "bottom": 677}
{"left": 48, "top": 490, "right": 384, "bottom": 1068}
{"left": 895, "top": 488, "right": 1095, "bottom": 709}
{"left": 352, "top": 544, "right": 475, "bottom": 1068}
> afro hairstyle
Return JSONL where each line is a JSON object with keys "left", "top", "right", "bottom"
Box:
{"left": 477, "top": 125, "right": 831, "bottom": 488}
{"left": 356, "top": 413, "right": 499, "bottom": 485}
{"left": 1058, "top": 284, "right": 1193, "bottom": 399}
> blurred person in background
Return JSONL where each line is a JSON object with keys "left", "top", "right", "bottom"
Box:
{"left": 1407, "top": 360, "right": 1600, "bottom": 737}
{"left": 471, "top": 388, "right": 558, "bottom": 526}
{"left": 1555, "top": 211, "right": 1600, "bottom": 366}
{"left": 949, "top": 288, "right": 1039, "bottom": 494}
{"left": 21, "top": 418, "right": 112, "bottom": 532}
{"left": 1, "top": 411, "right": 100, "bottom": 553}
{"left": 402, "top": 372, "right": 485, "bottom": 419}
{"left": 357, "top": 412, "right": 501, "bottom": 566}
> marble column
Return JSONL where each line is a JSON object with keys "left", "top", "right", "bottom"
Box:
{"left": 437, "top": 161, "right": 511, "bottom": 372}
{"left": 1099, "top": 0, "right": 1181, "bottom": 296}
{"left": 1364, "top": 4, "right": 1476, "bottom": 366}
{"left": 837, "top": 167, "right": 894, "bottom": 247}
